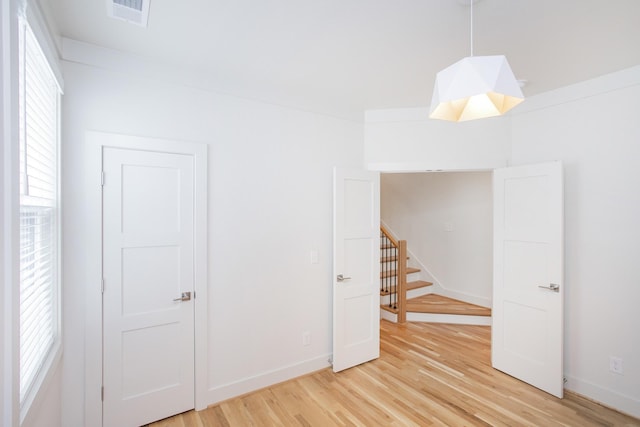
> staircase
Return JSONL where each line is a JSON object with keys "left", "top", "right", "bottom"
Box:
{"left": 379, "top": 226, "right": 491, "bottom": 326}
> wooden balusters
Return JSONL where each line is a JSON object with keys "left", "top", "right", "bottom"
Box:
{"left": 380, "top": 226, "right": 407, "bottom": 323}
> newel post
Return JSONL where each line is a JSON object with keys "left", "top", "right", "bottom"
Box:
{"left": 397, "top": 240, "right": 407, "bottom": 323}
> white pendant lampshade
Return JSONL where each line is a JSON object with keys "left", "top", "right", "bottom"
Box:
{"left": 429, "top": 55, "right": 524, "bottom": 122}
{"left": 429, "top": 0, "right": 524, "bottom": 122}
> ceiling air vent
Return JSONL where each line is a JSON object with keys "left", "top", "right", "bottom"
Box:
{"left": 107, "top": 0, "right": 150, "bottom": 28}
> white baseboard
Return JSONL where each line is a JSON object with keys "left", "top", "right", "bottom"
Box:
{"left": 381, "top": 310, "right": 491, "bottom": 326}
{"left": 565, "top": 375, "right": 640, "bottom": 419}
{"left": 406, "top": 312, "right": 492, "bottom": 326}
{"left": 206, "top": 354, "right": 331, "bottom": 406}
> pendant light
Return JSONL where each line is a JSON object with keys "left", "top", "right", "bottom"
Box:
{"left": 429, "top": 0, "right": 524, "bottom": 122}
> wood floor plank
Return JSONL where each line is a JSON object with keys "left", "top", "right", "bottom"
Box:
{"left": 149, "top": 321, "right": 639, "bottom": 426}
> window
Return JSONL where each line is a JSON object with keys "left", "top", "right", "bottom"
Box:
{"left": 18, "top": 21, "right": 61, "bottom": 406}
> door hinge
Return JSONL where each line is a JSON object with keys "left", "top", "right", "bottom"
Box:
{"left": 101, "top": 386, "right": 104, "bottom": 401}
{"left": 101, "top": 278, "right": 104, "bottom": 294}
{"left": 101, "top": 171, "right": 105, "bottom": 186}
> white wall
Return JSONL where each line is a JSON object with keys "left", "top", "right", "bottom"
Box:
{"left": 21, "top": 365, "right": 62, "bottom": 427}
{"left": 364, "top": 108, "right": 510, "bottom": 171}
{"left": 381, "top": 172, "right": 493, "bottom": 307}
{"left": 60, "top": 40, "right": 364, "bottom": 426}
{"left": 510, "top": 66, "right": 640, "bottom": 418}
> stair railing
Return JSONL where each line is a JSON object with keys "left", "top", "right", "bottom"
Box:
{"left": 380, "top": 226, "right": 397, "bottom": 309}
{"left": 380, "top": 226, "right": 407, "bottom": 323}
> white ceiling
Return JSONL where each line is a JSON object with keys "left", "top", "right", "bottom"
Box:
{"left": 40, "top": 0, "right": 640, "bottom": 120}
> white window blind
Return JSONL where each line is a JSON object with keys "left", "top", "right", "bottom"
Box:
{"left": 18, "top": 22, "right": 61, "bottom": 405}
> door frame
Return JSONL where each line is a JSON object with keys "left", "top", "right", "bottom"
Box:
{"left": 84, "top": 131, "right": 208, "bottom": 426}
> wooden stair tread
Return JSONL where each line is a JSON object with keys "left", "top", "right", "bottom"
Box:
{"left": 380, "top": 267, "right": 420, "bottom": 279}
{"left": 407, "top": 280, "right": 433, "bottom": 291}
{"left": 405, "top": 294, "right": 491, "bottom": 317}
{"left": 380, "top": 280, "right": 433, "bottom": 295}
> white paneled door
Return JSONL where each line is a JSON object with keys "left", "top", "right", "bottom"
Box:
{"left": 332, "top": 168, "right": 380, "bottom": 372}
{"left": 103, "top": 147, "right": 195, "bottom": 426}
{"left": 492, "top": 161, "right": 564, "bottom": 398}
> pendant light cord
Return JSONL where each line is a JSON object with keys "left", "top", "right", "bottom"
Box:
{"left": 470, "top": 0, "right": 474, "bottom": 56}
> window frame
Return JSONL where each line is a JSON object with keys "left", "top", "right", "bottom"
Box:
{"left": 16, "top": 13, "right": 63, "bottom": 426}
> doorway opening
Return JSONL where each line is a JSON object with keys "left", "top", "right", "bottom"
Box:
{"left": 380, "top": 170, "right": 494, "bottom": 318}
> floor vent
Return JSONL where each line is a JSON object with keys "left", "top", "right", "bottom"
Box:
{"left": 107, "top": 0, "right": 150, "bottom": 27}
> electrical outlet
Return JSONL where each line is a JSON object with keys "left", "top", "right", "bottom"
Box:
{"left": 302, "top": 331, "right": 311, "bottom": 346}
{"left": 610, "top": 356, "right": 623, "bottom": 374}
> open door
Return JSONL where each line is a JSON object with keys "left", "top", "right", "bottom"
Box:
{"left": 332, "top": 167, "right": 380, "bottom": 372}
{"left": 492, "top": 161, "right": 564, "bottom": 397}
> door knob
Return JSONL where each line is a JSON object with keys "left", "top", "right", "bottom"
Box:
{"left": 538, "top": 283, "right": 560, "bottom": 292}
{"left": 337, "top": 274, "right": 351, "bottom": 282}
{"left": 173, "top": 291, "right": 192, "bottom": 302}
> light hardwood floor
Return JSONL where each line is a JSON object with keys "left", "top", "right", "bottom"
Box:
{"left": 149, "top": 321, "right": 639, "bottom": 426}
